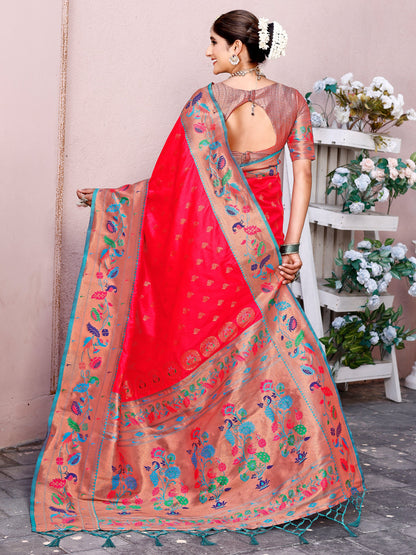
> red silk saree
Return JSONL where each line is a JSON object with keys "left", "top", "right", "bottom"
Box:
{"left": 31, "top": 85, "right": 365, "bottom": 547}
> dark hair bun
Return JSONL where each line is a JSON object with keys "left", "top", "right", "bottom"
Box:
{"left": 213, "top": 10, "right": 270, "bottom": 64}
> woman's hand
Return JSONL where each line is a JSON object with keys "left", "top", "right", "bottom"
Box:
{"left": 278, "top": 253, "right": 302, "bottom": 284}
{"left": 76, "top": 188, "right": 95, "bottom": 207}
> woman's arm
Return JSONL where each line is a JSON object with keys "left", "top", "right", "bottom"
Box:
{"left": 76, "top": 188, "right": 95, "bottom": 206}
{"left": 278, "top": 158, "right": 312, "bottom": 284}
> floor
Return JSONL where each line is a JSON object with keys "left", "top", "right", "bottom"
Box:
{"left": 1, "top": 381, "right": 416, "bottom": 554}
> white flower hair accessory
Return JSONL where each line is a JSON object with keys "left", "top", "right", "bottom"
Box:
{"left": 258, "top": 18, "right": 270, "bottom": 50}
{"left": 258, "top": 18, "right": 288, "bottom": 59}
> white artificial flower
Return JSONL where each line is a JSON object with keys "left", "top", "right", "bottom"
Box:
{"left": 406, "top": 108, "right": 416, "bottom": 121}
{"left": 404, "top": 167, "right": 413, "bottom": 179}
{"left": 334, "top": 105, "right": 350, "bottom": 125}
{"left": 381, "top": 325, "right": 397, "bottom": 344}
{"left": 409, "top": 283, "right": 416, "bottom": 297}
{"left": 331, "top": 171, "right": 348, "bottom": 188}
{"left": 311, "top": 112, "right": 327, "bottom": 127}
{"left": 391, "top": 94, "right": 404, "bottom": 118}
{"left": 378, "top": 280, "right": 388, "bottom": 293}
{"left": 409, "top": 256, "right": 416, "bottom": 266}
{"left": 381, "top": 95, "right": 393, "bottom": 110}
{"left": 349, "top": 202, "right": 365, "bottom": 214}
{"left": 367, "top": 296, "right": 382, "bottom": 311}
{"left": 354, "top": 174, "right": 371, "bottom": 192}
{"left": 313, "top": 80, "right": 326, "bottom": 93}
{"left": 344, "top": 249, "right": 364, "bottom": 261}
{"left": 406, "top": 159, "right": 416, "bottom": 171}
{"left": 370, "top": 331, "right": 380, "bottom": 344}
{"left": 413, "top": 272, "right": 416, "bottom": 281}
{"left": 335, "top": 280, "right": 342, "bottom": 290}
{"left": 351, "top": 80, "right": 364, "bottom": 89}
{"left": 365, "top": 278, "right": 378, "bottom": 294}
{"left": 340, "top": 72, "right": 353, "bottom": 85}
{"left": 357, "top": 268, "right": 371, "bottom": 284}
{"left": 377, "top": 187, "right": 389, "bottom": 202}
{"left": 324, "top": 77, "right": 337, "bottom": 86}
{"left": 391, "top": 243, "right": 408, "bottom": 260}
{"left": 357, "top": 240, "right": 372, "bottom": 250}
{"left": 371, "top": 76, "right": 394, "bottom": 95}
{"left": 409, "top": 172, "right": 416, "bottom": 185}
{"left": 370, "top": 262, "right": 383, "bottom": 277}
{"left": 358, "top": 324, "right": 366, "bottom": 333}
{"left": 387, "top": 157, "right": 398, "bottom": 169}
{"left": 383, "top": 271, "right": 393, "bottom": 284}
{"left": 332, "top": 317, "right": 346, "bottom": 330}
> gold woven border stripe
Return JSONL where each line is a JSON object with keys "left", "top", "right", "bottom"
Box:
{"left": 51, "top": 0, "right": 69, "bottom": 393}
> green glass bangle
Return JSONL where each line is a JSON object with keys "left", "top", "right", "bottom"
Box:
{"left": 280, "top": 243, "right": 300, "bottom": 255}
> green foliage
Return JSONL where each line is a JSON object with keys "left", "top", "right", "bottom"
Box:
{"left": 320, "top": 305, "right": 416, "bottom": 371}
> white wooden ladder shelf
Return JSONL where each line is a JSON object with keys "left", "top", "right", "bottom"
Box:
{"left": 282, "top": 128, "right": 402, "bottom": 402}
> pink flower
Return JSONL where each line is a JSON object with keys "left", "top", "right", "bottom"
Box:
{"left": 387, "top": 157, "right": 398, "bottom": 169}
{"left": 258, "top": 438, "right": 266, "bottom": 448}
{"left": 96, "top": 272, "right": 104, "bottom": 279}
{"left": 389, "top": 168, "right": 399, "bottom": 179}
{"left": 122, "top": 498, "right": 130, "bottom": 505}
{"left": 231, "top": 445, "right": 238, "bottom": 457}
{"left": 181, "top": 485, "right": 189, "bottom": 493}
{"left": 404, "top": 167, "right": 413, "bottom": 178}
{"left": 152, "top": 487, "right": 160, "bottom": 496}
{"left": 321, "top": 478, "right": 328, "bottom": 489}
{"left": 370, "top": 168, "right": 385, "bottom": 181}
{"left": 271, "top": 422, "right": 278, "bottom": 433}
{"left": 246, "top": 444, "right": 256, "bottom": 455}
{"left": 56, "top": 457, "right": 64, "bottom": 465}
{"left": 134, "top": 497, "right": 143, "bottom": 504}
{"left": 218, "top": 462, "right": 226, "bottom": 472}
{"left": 360, "top": 158, "right": 375, "bottom": 172}
{"left": 242, "top": 205, "right": 251, "bottom": 213}
{"left": 168, "top": 489, "right": 176, "bottom": 497}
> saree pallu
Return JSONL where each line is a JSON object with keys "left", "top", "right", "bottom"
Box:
{"left": 31, "top": 84, "right": 365, "bottom": 547}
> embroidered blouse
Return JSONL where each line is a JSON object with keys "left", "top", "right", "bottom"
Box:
{"left": 211, "top": 81, "right": 315, "bottom": 168}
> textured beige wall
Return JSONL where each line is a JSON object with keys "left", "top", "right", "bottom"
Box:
{"left": 1, "top": 0, "right": 415, "bottom": 448}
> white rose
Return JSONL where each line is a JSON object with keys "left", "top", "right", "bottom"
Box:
{"left": 354, "top": 174, "right": 371, "bottom": 192}
{"left": 391, "top": 243, "right": 407, "bottom": 260}
{"left": 357, "top": 240, "right": 372, "bottom": 250}
{"left": 334, "top": 105, "right": 350, "bottom": 124}
{"left": 332, "top": 317, "right": 346, "bottom": 330}
{"left": 367, "top": 296, "right": 382, "bottom": 311}
{"left": 370, "top": 262, "right": 383, "bottom": 277}
{"left": 409, "top": 172, "right": 416, "bottom": 185}
{"left": 349, "top": 202, "right": 365, "bottom": 214}
{"left": 357, "top": 269, "right": 371, "bottom": 284}
{"left": 389, "top": 168, "right": 399, "bottom": 179}
{"left": 409, "top": 283, "right": 416, "bottom": 297}
{"left": 406, "top": 108, "right": 416, "bottom": 121}
{"left": 344, "top": 250, "right": 364, "bottom": 261}
{"left": 351, "top": 80, "right": 364, "bottom": 89}
{"left": 377, "top": 187, "right": 389, "bottom": 202}
{"left": 409, "top": 257, "right": 416, "bottom": 266}
{"left": 381, "top": 325, "right": 397, "bottom": 344}
{"left": 340, "top": 72, "right": 353, "bottom": 85}
{"left": 371, "top": 76, "right": 394, "bottom": 94}
{"left": 387, "top": 157, "right": 398, "bottom": 169}
{"left": 370, "top": 331, "right": 380, "bottom": 344}
{"left": 381, "top": 95, "right": 393, "bottom": 110}
{"left": 383, "top": 271, "right": 393, "bottom": 284}
{"left": 358, "top": 325, "right": 366, "bottom": 333}
{"left": 311, "top": 111, "right": 327, "bottom": 128}
{"left": 313, "top": 80, "right": 326, "bottom": 93}
{"left": 324, "top": 77, "right": 337, "bottom": 86}
{"left": 365, "top": 278, "right": 378, "bottom": 294}
{"left": 378, "top": 280, "right": 388, "bottom": 293}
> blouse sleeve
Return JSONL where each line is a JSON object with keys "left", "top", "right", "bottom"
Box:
{"left": 287, "top": 90, "right": 315, "bottom": 161}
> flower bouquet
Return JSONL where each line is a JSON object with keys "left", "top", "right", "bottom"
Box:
{"left": 324, "top": 238, "right": 416, "bottom": 309}
{"left": 320, "top": 305, "right": 416, "bottom": 371}
{"left": 306, "top": 74, "right": 416, "bottom": 134}
{"left": 327, "top": 151, "right": 416, "bottom": 214}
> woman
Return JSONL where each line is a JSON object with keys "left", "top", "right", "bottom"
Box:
{"left": 32, "top": 10, "right": 364, "bottom": 547}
